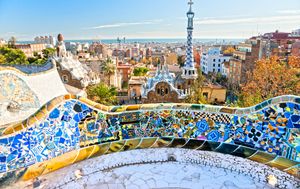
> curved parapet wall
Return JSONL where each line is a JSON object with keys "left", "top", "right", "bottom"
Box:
{"left": 0, "top": 59, "right": 54, "bottom": 75}
{"left": 21, "top": 138, "right": 300, "bottom": 181}
{"left": 0, "top": 95, "right": 299, "bottom": 178}
{"left": 0, "top": 60, "right": 67, "bottom": 126}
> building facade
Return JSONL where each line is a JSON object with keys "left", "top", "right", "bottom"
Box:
{"left": 200, "top": 84, "right": 227, "bottom": 104}
{"left": 291, "top": 28, "right": 300, "bottom": 36}
{"left": 201, "top": 47, "right": 231, "bottom": 75}
{"left": 252, "top": 29, "right": 300, "bottom": 58}
{"left": 141, "top": 59, "right": 188, "bottom": 103}
{"left": 228, "top": 39, "right": 263, "bottom": 85}
{"left": 227, "top": 29, "right": 300, "bottom": 85}
{"left": 291, "top": 41, "right": 300, "bottom": 57}
{"left": 128, "top": 76, "right": 147, "bottom": 99}
{"left": 89, "top": 42, "right": 108, "bottom": 58}
{"left": 34, "top": 35, "right": 56, "bottom": 46}
{"left": 15, "top": 43, "right": 46, "bottom": 57}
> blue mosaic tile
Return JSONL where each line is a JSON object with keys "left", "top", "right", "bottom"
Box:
{"left": 207, "top": 130, "right": 220, "bottom": 142}
{"left": 0, "top": 97, "right": 299, "bottom": 174}
{"left": 49, "top": 108, "right": 60, "bottom": 119}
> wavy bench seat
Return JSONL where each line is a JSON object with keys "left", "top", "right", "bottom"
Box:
{"left": 0, "top": 94, "right": 299, "bottom": 179}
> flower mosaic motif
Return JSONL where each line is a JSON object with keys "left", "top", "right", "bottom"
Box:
{"left": 0, "top": 96, "right": 299, "bottom": 174}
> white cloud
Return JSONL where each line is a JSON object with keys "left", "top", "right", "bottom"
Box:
{"left": 195, "top": 14, "right": 300, "bottom": 25}
{"left": 84, "top": 19, "right": 163, "bottom": 30}
{"left": 277, "top": 9, "right": 300, "bottom": 14}
{"left": 0, "top": 32, "right": 29, "bottom": 40}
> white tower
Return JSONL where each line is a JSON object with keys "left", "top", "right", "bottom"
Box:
{"left": 182, "top": 0, "right": 197, "bottom": 79}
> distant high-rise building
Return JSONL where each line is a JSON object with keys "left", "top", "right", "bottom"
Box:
{"left": 291, "top": 29, "right": 300, "bottom": 37}
{"left": 34, "top": 35, "right": 56, "bottom": 46}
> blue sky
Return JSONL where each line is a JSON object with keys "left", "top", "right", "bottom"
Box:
{"left": 0, "top": 0, "right": 299, "bottom": 40}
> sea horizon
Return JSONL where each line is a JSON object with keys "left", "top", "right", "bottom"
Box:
{"left": 18, "top": 38, "right": 245, "bottom": 44}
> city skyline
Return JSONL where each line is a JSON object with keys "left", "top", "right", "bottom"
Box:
{"left": 0, "top": 0, "right": 300, "bottom": 40}
{"left": 0, "top": 1, "right": 300, "bottom": 188}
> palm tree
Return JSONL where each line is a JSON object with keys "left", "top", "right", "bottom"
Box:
{"left": 102, "top": 58, "right": 116, "bottom": 86}
{"left": 177, "top": 55, "right": 185, "bottom": 67}
{"left": 87, "top": 83, "right": 117, "bottom": 105}
{"left": 185, "top": 68, "right": 207, "bottom": 104}
{"left": 8, "top": 36, "right": 16, "bottom": 48}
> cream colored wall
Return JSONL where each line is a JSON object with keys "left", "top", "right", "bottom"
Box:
{"left": 0, "top": 68, "right": 67, "bottom": 126}
{"left": 166, "top": 53, "right": 178, "bottom": 65}
{"left": 201, "top": 88, "right": 227, "bottom": 103}
{"left": 129, "top": 85, "right": 142, "bottom": 98}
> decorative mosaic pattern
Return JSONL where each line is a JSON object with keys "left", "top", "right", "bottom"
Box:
{"left": 0, "top": 73, "right": 40, "bottom": 114}
{"left": 0, "top": 95, "right": 299, "bottom": 175}
{"left": 0, "top": 60, "right": 53, "bottom": 75}
{"left": 185, "top": 1, "right": 195, "bottom": 69}
{"left": 185, "top": 30, "right": 194, "bottom": 68}
{"left": 0, "top": 100, "right": 82, "bottom": 172}
{"left": 20, "top": 138, "right": 300, "bottom": 181}
{"left": 100, "top": 104, "right": 299, "bottom": 160}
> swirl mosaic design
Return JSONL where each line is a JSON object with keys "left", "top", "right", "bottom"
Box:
{"left": 0, "top": 73, "right": 40, "bottom": 111}
{"left": 0, "top": 95, "right": 299, "bottom": 177}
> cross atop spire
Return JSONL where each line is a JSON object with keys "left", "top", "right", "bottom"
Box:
{"left": 188, "top": 0, "right": 193, "bottom": 10}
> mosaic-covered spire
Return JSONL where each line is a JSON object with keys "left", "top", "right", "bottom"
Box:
{"left": 182, "top": 0, "right": 197, "bottom": 79}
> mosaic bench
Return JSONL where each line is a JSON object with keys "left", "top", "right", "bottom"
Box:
{"left": 0, "top": 94, "right": 299, "bottom": 179}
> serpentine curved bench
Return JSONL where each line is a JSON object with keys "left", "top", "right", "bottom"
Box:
{"left": 0, "top": 94, "right": 299, "bottom": 180}
{"left": 0, "top": 59, "right": 54, "bottom": 75}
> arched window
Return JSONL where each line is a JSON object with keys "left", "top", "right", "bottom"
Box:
{"left": 165, "top": 88, "right": 169, "bottom": 94}
{"left": 62, "top": 75, "right": 68, "bottom": 83}
{"left": 160, "top": 88, "right": 165, "bottom": 96}
{"left": 189, "top": 70, "right": 191, "bottom": 75}
{"left": 157, "top": 88, "right": 160, "bottom": 94}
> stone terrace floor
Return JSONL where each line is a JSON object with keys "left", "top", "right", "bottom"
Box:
{"left": 7, "top": 148, "right": 299, "bottom": 189}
